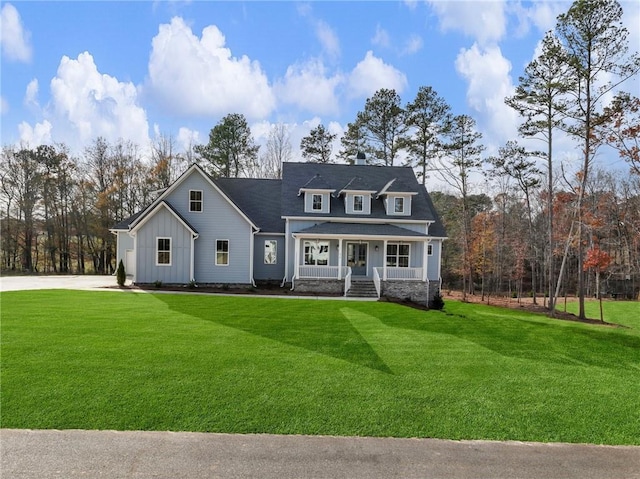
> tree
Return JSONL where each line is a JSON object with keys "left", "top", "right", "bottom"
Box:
{"left": 584, "top": 245, "right": 612, "bottom": 321}
{"left": 404, "top": 86, "right": 451, "bottom": 185}
{"left": 300, "top": 124, "right": 336, "bottom": 163}
{"left": 195, "top": 113, "right": 259, "bottom": 178}
{"left": 337, "top": 114, "right": 371, "bottom": 164}
{"left": 555, "top": 0, "right": 640, "bottom": 319}
{"left": 600, "top": 93, "right": 640, "bottom": 175}
{"left": 359, "top": 88, "right": 408, "bottom": 166}
{"left": 438, "top": 115, "right": 485, "bottom": 299}
{"left": 505, "top": 31, "right": 573, "bottom": 314}
{"left": 116, "top": 259, "right": 126, "bottom": 287}
{"left": 487, "top": 141, "right": 543, "bottom": 303}
{"left": 260, "top": 123, "right": 291, "bottom": 179}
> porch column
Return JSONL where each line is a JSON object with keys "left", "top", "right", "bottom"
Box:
{"left": 337, "top": 239, "right": 343, "bottom": 280}
{"left": 383, "top": 239, "right": 388, "bottom": 281}
{"left": 294, "top": 236, "right": 300, "bottom": 280}
{"left": 422, "top": 240, "right": 429, "bottom": 281}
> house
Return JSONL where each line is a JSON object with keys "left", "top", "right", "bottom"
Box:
{"left": 111, "top": 159, "right": 447, "bottom": 305}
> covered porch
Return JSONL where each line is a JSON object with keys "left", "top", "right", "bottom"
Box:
{"left": 291, "top": 223, "right": 432, "bottom": 298}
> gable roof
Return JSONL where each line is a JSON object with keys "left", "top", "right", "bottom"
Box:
{"left": 281, "top": 162, "right": 443, "bottom": 226}
{"left": 130, "top": 200, "right": 199, "bottom": 236}
{"left": 216, "top": 178, "right": 284, "bottom": 234}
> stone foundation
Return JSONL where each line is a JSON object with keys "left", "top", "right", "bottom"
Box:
{"left": 293, "top": 279, "right": 344, "bottom": 295}
{"left": 381, "top": 280, "right": 441, "bottom": 306}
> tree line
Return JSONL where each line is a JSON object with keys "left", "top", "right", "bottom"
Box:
{"left": 1, "top": 0, "right": 639, "bottom": 316}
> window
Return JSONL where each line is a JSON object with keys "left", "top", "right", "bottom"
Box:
{"left": 189, "top": 190, "right": 202, "bottom": 212}
{"left": 303, "top": 240, "right": 329, "bottom": 266}
{"left": 312, "top": 194, "right": 323, "bottom": 211}
{"left": 353, "top": 195, "right": 364, "bottom": 212}
{"left": 264, "top": 240, "right": 277, "bottom": 265}
{"left": 156, "top": 237, "right": 171, "bottom": 265}
{"left": 216, "top": 240, "right": 229, "bottom": 266}
{"left": 394, "top": 197, "right": 404, "bottom": 213}
{"left": 386, "top": 243, "right": 409, "bottom": 267}
{"left": 427, "top": 244, "right": 433, "bottom": 256}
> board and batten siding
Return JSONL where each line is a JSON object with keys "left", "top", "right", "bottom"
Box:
{"left": 135, "top": 208, "right": 193, "bottom": 284}
{"left": 164, "top": 171, "right": 253, "bottom": 284}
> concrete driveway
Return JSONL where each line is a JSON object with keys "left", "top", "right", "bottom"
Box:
{"left": 2, "top": 429, "right": 639, "bottom": 479}
{"left": 0, "top": 274, "right": 119, "bottom": 292}
{"left": 2, "top": 275, "right": 639, "bottom": 478}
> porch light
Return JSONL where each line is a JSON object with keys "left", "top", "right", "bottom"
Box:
{"left": 375, "top": 245, "right": 379, "bottom": 252}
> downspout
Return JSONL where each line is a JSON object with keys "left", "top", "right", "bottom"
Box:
{"left": 190, "top": 233, "right": 199, "bottom": 282}
{"left": 281, "top": 219, "right": 290, "bottom": 287}
{"left": 250, "top": 227, "right": 258, "bottom": 288}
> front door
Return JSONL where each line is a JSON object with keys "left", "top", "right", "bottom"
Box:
{"left": 347, "top": 242, "right": 367, "bottom": 276}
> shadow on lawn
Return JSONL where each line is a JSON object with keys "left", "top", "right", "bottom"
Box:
{"left": 378, "top": 303, "right": 640, "bottom": 371}
{"left": 155, "top": 295, "right": 393, "bottom": 374}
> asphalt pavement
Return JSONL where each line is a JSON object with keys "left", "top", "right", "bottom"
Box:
{"left": 2, "top": 275, "right": 639, "bottom": 478}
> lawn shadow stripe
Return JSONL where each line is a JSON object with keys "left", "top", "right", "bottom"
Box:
{"left": 377, "top": 302, "right": 640, "bottom": 371}
{"left": 155, "top": 294, "right": 393, "bottom": 374}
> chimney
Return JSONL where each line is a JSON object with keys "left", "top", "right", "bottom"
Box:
{"left": 355, "top": 151, "right": 366, "bottom": 166}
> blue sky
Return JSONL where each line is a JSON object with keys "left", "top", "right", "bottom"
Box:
{"left": 1, "top": 1, "right": 638, "bottom": 189}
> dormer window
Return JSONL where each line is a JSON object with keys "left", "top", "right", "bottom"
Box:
{"left": 353, "top": 195, "right": 363, "bottom": 212}
{"left": 312, "top": 194, "right": 323, "bottom": 211}
{"left": 394, "top": 197, "right": 404, "bottom": 213}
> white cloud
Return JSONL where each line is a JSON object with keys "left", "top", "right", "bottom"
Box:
{"left": 19, "top": 120, "right": 52, "bottom": 146}
{"left": 372, "top": 25, "right": 390, "bottom": 48}
{"left": 347, "top": 51, "right": 408, "bottom": 99}
{"left": 428, "top": 0, "right": 507, "bottom": 46}
{"left": 1, "top": 96, "right": 8, "bottom": 115}
{"left": 146, "top": 17, "right": 275, "bottom": 120}
{"left": 177, "top": 127, "right": 200, "bottom": 152}
{"left": 401, "top": 34, "right": 423, "bottom": 56}
{"left": 17, "top": 52, "right": 150, "bottom": 153}
{"left": 24, "top": 78, "right": 38, "bottom": 108}
{"left": 315, "top": 19, "right": 340, "bottom": 61}
{"left": 0, "top": 3, "right": 32, "bottom": 62}
{"left": 274, "top": 58, "right": 343, "bottom": 115}
{"left": 455, "top": 43, "right": 518, "bottom": 144}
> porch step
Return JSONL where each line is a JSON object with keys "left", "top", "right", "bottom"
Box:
{"left": 346, "top": 279, "right": 378, "bottom": 298}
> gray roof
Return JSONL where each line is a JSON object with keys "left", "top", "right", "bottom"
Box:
{"left": 216, "top": 178, "right": 284, "bottom": 234}
{"left": 281, "top": 163, "right": 447, "bottom": 237}
{"left": 295, "top": 222, "right": 428, "bottom": 238}
{"left": 112, "top": 162, "right": 446, "bottom": 239}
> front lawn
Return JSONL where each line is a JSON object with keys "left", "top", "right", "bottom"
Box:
{"left": 1, "top": 290, "right": 638, "bottom": 445}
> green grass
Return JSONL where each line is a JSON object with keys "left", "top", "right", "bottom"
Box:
{"left": 1, "top": 290, "right": 639, "bottom": 445}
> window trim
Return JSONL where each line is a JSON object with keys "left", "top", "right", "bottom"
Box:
{"left": 189, "top": 190, "right": 203, "bottom": 212}
{"left": 303, "top": 240, "right": 330, "bottom": 266}
{"left": 394, "top": 196, "right": 405, "bottom": 214}
{"left": 353, "top": 194, "right": 364, "bottom": 212}
{"left": 264, "top": 240, "right": 277, "bottom": 265}
{"left": 215, "top": 239, "right": 230, "bottom": 266}
{"left": 156, "top": 237, "right": 172, "bottom": 266}
{"left": 311, "top": 193, "right": 323, "bottom": 211}
{"left": 386, "top": 242, "right": 410, "bottom": 268}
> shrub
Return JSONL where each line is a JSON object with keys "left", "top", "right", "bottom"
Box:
{"left": 154, "top": 280, "right": 163, "bottom": 288}
{"left": 188, "top": 279, "right": 197, "bottom": 289}
{"left": 116, "top": 260, "right": 126, "bottom": 287}
{"left": 429, "top": 292, "right": 445, "bottom": 310}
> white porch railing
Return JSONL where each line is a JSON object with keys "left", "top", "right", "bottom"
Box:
{"left": 344, "top": 267, "right": 352, "bottom": 297}
{"left": 375, "top": 267, "right": 423, "bottom": 280}
{"left": 372, "top": 267, "right": 381, "bottom": 298}
{"left": 298, "top": 265, "right": 348, "bottom": 279}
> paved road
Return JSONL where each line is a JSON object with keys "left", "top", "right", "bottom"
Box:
{"left": 3, "top": 275, "right": 640, "bottom": 478}
{"left": 3, "top": 429, "right": 639, "bottom": 479}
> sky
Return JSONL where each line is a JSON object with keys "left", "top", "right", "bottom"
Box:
{"left": 1, "top": 1, "right": 639, "bottom": 191}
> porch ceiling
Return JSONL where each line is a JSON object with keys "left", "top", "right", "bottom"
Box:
{"left": 294, "top": 222, "right": 428, "bottom": 239}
